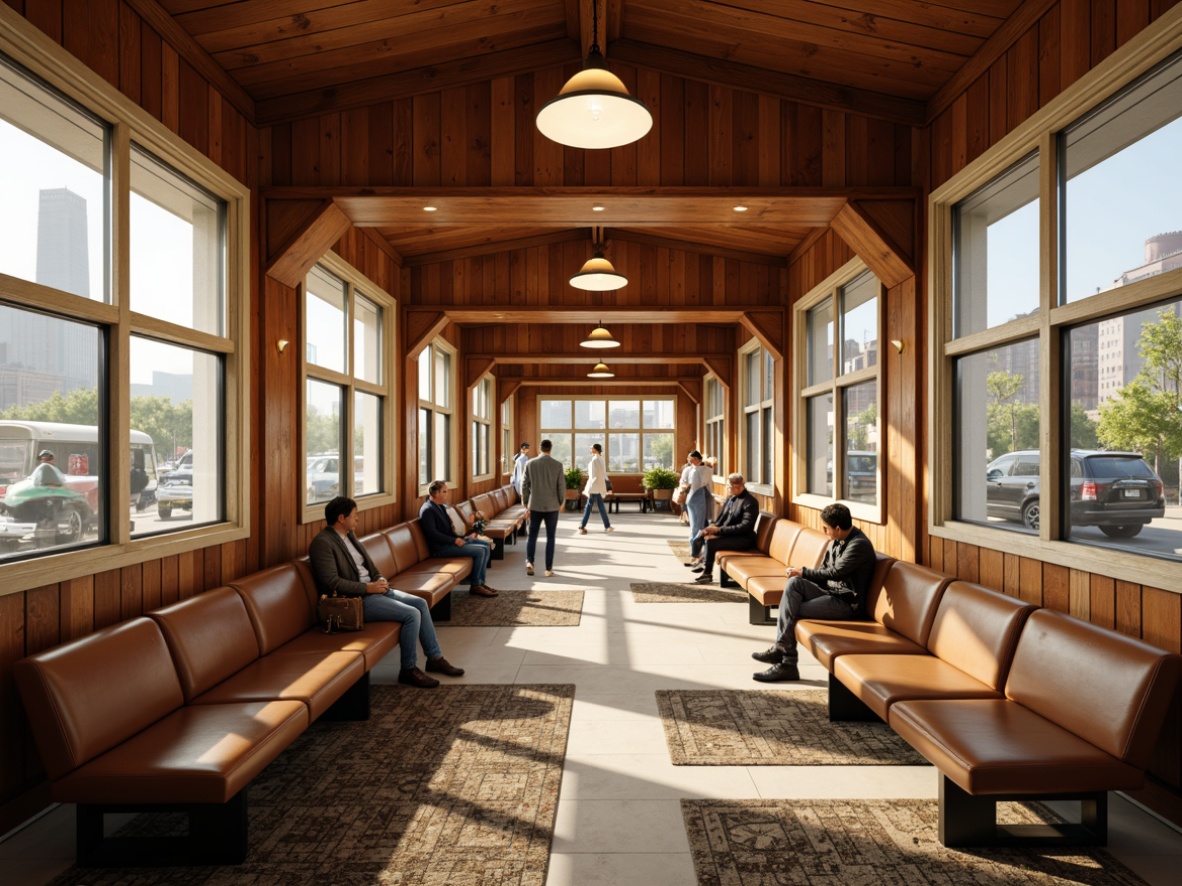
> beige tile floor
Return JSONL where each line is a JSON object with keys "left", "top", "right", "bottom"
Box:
{"left": 3, "top": 507, "right": 1181, "bottom": 885}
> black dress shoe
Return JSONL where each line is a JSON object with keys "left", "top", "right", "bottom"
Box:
{"left": 753, "top": 662, "right": 800, "bottom": 682}
{"left": 751, "top": 646, "right": 784, "bottom": 664}
{"left": 693, "top": 574, "right": 713, "bottom": 584}
{"left": 690, "top": 565, "right": 705, "bottom": 573}
{"left": 398, "top": 667, "right": 440, "bottom": 688}
{"left": 426, "top": 656, "right": 465, "bottom": 677}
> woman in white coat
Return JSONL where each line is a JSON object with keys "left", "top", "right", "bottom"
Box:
{"left": 578, "top": 443, "right": 614, "bottom": 533}
{"left": 679, "top": 450, "right": 713, "bottom": 557}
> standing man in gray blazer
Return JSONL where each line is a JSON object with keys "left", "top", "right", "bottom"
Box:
{"left": 521, "top": 439, "right": 566, "bottom": 577}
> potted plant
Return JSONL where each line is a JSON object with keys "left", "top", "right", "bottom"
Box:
{"left": 642, "top": 465, "right": 680, "bottom": 510}
{"left": 564, "top": 466, "right": 585, "bottom": 511}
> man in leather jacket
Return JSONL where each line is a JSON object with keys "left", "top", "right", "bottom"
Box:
{"left": 689, "top": 473, "right": 759, "bottom": 585}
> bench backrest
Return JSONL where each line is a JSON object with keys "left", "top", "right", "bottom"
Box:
{"left": 386, "top": 522, "right": 422, "bottom": 572}
{"left": 492, "top": 487, "right": 509, "bottom": 510}
{"left": 407, "top": 519, "right": 432, "bottom": 561}
{"left": 867, "top": 560, "right": 952, "bottom": 647}
{"left": 1006, "top": 609, "right": 1182, "bottom": 767}
{"left": 445, "top": 504, "right": 467, "bottom": 536}
{"left": 767, "top": 520, "right": 803, "bottom": 564}
{"left": 230, "top": 563, "right": 317, "bottom": 655}
{"left": 787, "top": 527, "right": 829, "bottom": 569}
{"left": 149, "top": 586, "right": 263, "bottom": 701}
{"left": 754, "top": 511, "right": 779, "bottom": 554}
{"left": 359, "top": 531, "right": 398, "bottom": 579}
{"left": 471, "top": 493, "right": 495, "bottom": 521}
{"left": 14, "top": 618, "right": 185, "bottom": 779}
{"left": 925, "top": 581, "right": 1036, "bottom": 691}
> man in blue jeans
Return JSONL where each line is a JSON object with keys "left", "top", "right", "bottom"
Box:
{"left": 309, "top": 496, "right": 463, "bottom": 689}
{"left": 418, "top": 479, "right": 498, "bottom": 597}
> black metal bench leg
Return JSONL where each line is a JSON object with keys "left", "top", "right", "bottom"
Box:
{"left": 748, "top": 595, "right": 776, "bottom": 625}
{"left": 430, "top": 592, "right": 452, "bottom": 622}
{"left": 940, "top": 776, "right": 998, "bottom": 847}
{"left": 490, "top": 537, "right": 505, "bottom": 560}
{"left": 719, "top": 569, "right": 735, "bottom": 588}
{"left": 827, "top": 672, "right": 880, "bottom": 722}
{"left": 323, "top": 671, "right": 370, "bottom": 721}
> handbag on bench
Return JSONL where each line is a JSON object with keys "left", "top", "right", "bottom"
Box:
{"left": 318, "top": 591, "right": 364, "bottom": 632}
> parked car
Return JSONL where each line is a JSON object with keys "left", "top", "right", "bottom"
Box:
{"left": 306, "top": 455, "right": 341, "bottom": 502}
{"left": 156, "top": 451, "right": 194, "bottom": 520}
{"left": 985, "top": 449, "right": 1165, "bottom": 537}
{"left": 845, "top": 451, "right": 877, "bottom": 500}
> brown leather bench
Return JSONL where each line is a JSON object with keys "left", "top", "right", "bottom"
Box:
{"left": 359, "top": 518, "right": 474, "bottom": 621}
{"left": 604, "top": 475, "right": 650, "bottom": 512}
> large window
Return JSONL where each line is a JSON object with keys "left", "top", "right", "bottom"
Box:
{"left": 796, "top": 263, "right": 882, "bottom": 514}
{"left": 540, "top": 398, "right": 675, "bottom": 472}
{"left": 933, "top": 37, "right": 1182, "bottom": 587}
{"left": 418, "top": 340, "right": 454, "bottom": 486}
{"left": 740, "top": 343, "right": 775, "bottom": 488}
{"left": 704, "top": 376, "right": 725, "bottom": 468}
{"left": 471, "top": 375, "right": 493, "bottom": 479}
{"left": 501, "top": 396, "right": 514, "bottom": 478}
{"left": 302, "top": 258, "right": 390, "bottom": 512}
{"left": 0, "top": 40, "right": 248, "bottom": 588}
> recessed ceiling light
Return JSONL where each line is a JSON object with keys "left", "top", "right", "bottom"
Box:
{"left": 423, "top": 205, "right": 437, "bottom": 212}
{"left": 592, "top": 204, "right": 605, "bottom": 212}
{"left": 733, "top": 205, "right": 748, "bottom": 213}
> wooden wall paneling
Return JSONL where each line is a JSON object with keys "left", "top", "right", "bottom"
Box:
{"left": 60, "top": 575, "right": 94, "bottom": 641}
{"left": 686, "top": 79, "right": 711, "bottom": 185}
{"left": 947, "top": 93, "right": 967, "bottom": 180}
{"left": 1090, "top": 573, "right": 1116, "bottom": 628}
{"left": 512, "top": 74, "right": 534, "bottom": 187}
{"left": 466, "top": 82, "right": 491, "bottom": 187}
{"left": 979, "top": 547, "right": 1005, "bottom": 590}
{"left": 1116, "top": 579, "right": 1142, "bottom": 637}
{"left": 786, "top": 103, "right": 823, "bottom": 186}
{"left": 1004, "top": 551, "right": 1022, "bottom": 598}
{"left": 490, "top": 77, "right": 515, "bottom": 186}
{"left": 1038, "top": 4, "right": 1063, "bottom": 108}
{"left": 929, "top": 106, "right": 953, "bottom": 191}
{"left": 93, "top": 569, "right": 120, "bottom": 629}
{"left": 63, "top": 0, "right": 118, "bottom": 89}
{"left": 392, "top": 97, "right": 414, "bottom": 186}
{"left": 412, "top": 92, "right": 441, "bottom": 186}
{"left": 176, "top": 549, "right": 197, "bottom": 599}
{"left": 119, "top": 563, "right": 143, "bottom": 620}
{"left": 362, "top": 103, "right": 391, "bottom": 187}
{"left": 22, "top": 0, "right": 61, "bottom": 43}
{"left": 1018, "top": 555, "right": 1042, "bottom": 604}
{"left": 0, "top": 592, "right": 28, "bottom": 799}
{"left": 207, "top": 85, "right": 222, "bottom": 166}
{"left": 24, "top": 584, "right": 58, "bottom": 655}
{"left": 821, "top": 109, "right": 846, "bottom": 188}
{"left": 1042, "top": 561, "right": 1069, "bottom": 612}
{"left": 261, "top": 275, "right": 299, "bottom": 565}
{"left": 1060, "top": 0, "right": 1093, "bottom": 90}
{"left": 955, "top": 541, "right": 979, "bottom": 584}
{"left": 1116, "top": 1, "right": 1151, "bottom": 44}
{"left": 532, "top": 66, "right": 563, "bottom": 185}
{"left": 634, "top": 69, "right": 661, "bottom": 185}
{"left": 340, "top": 107, "right": 368, "bottom": 186}
{"left": 1069, "top": 568, "right": 1091, "bottom": 619}
{"left": 138, "top": 14, "right": 162, "bottom": 120}
{"left": 203, "top": 545, "right": 222, "bottom": 591}
{"left": 1090, "top": 0, "right": 1118, "bottom": 65}
{"left": 178, "top": 59, "right": 208, "bottom": 155}
{"left": 964, "top": 75, "right": 990, "bottom": 166}
{"left": 1006, "top": 26, "right": 1040, "bottom": 133}
{"left": 1143, "top": 586, "right": 1182, "bottom": 653}
{"left": 160, "top": 39, "right": 179, "bottom": 133}
{"left": 118, "top": 0, "right": 141, "bottom": 104}
{"left": 290, "top": 117, "right": 320, "bottom": 185}
{"left": 658, "top": 75, "right": 686, "bottom": 186}
{"left": 757, "top": 94, "right": 779, "bottom": 186}
{"left": 142, "top": 556, "right": 161, "bottom": 611}
{"left": 440, "top": 87, "right": 467, "bottom": 186}
{"left": 733, "top": 90, "right": 758, "bottom": 187}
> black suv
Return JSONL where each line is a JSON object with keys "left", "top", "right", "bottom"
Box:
{"left": 985, "top": 449, "right": 1165, "bottom": 537}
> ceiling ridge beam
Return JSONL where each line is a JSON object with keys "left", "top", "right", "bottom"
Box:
{"left": 608, "top": 230, "right": 787, "bottom": 266}
{"left": 403, "top": 230, "right": 587, "bottom": 266}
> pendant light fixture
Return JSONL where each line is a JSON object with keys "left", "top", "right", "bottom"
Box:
{"left": 587, "top": 362, "right": 615, "bottom": 378}
{"left": 570, "top": 227, "right": 627, "bottom": 291}
{"left": 580, "top": 320, "right": 621, "bottom": 349}
{"left": 536, "top": 0, "right": 653, "bottom": 149}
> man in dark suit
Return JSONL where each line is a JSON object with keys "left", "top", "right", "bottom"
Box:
{"left": 689, "top": 473, "right": 759, "bottom": 584}
{"left": 752, "top": 503, "right": 876, "bottom": 682}
{"left": 418, "top": 480, "right": 497, "bottom": 597}
{"left": 309, "top": 496, "right": 463, "bottom": 688}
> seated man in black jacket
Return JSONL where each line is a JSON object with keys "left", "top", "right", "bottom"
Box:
{"left": 752, "top": 503, "right": 876, "bottom": 682}
{"left": 418, "top": 480, "right": 497, "bottom": 597}
{"left": 689, "top": 473, "right": 759, "bottom": 585}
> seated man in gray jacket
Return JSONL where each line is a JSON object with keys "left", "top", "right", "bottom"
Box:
{"left": 309, "top": 496, "right": 463, "bottom": 689}
{"left": 752, "top": 503, "right": 876, "bottom": 682}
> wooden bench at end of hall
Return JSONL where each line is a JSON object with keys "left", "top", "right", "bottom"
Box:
{"left": 604, "top": 475, "right": 650, "bottom": 512}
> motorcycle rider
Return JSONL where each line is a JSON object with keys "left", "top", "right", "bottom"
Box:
{"left": 31, "top": 450, "right": 65, "bottom": 487}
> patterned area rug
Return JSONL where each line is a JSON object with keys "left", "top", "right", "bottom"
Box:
{"left": 631, "top": 581, "right": 748, "bottom": 604}
{"left": 48, "top": 684, "right": 574, "bottom": 886}
{"left": 447, "top": 590, "right": 584, "bottom": 625}
{"left": 682, "top": 798, "right": 1147, "bottom": 885}
{"left": 657, "top": 689, "right": 927, "bottom": 765}
{"left": 667, "top": 539, "right": 694, "bottom": 561}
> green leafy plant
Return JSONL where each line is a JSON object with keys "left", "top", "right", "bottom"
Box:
{"left": 642, "top": 466, "right": 680, "bottom": 490}
{"left": 565, "top": 466, "right": 585, "bottom": 490}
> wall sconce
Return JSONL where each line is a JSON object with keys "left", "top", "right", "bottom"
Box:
{"left": 890, "top": 339, "right": 905, "bottom": 354}
{"left": 277, "top": 339, "right": 290, "bottom": 354}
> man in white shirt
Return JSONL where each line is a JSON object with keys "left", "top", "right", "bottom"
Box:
{"left": 511, "top": 442, "right": 531, "bottom": 497}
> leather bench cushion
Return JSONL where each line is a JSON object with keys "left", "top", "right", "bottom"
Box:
{"left": 414, "top": 556, "right": 473, "bottom": 582}
{"left": 867, "top": 561, "right": 951, "bottom": 647}
{"left": 14, "top": 618, "right": 186, "bottom": 780}
{"left": 386, "top": 524, "right": 422, "bottom": 572}
{"left": 231, "top": 564, "right": 317, "bottom": 655}
{"left": 276, "top": 623, "right": 400, "bottom": 671}
{"left": 149, "top": 586, "right": 262, "bottom": 701}
{"left": 1005, "top": 609, "right": 1182, "bottom": 768}
{"left": 889, "top": 698, "right": 1146, "bottom": 796}
{"left": 797, "top": 620, "right": 928, "bottom": 670}
{"left": 192, "top": 651, "right": 365, "bottom": 721}
{"left": 407, "top": 520, "right": 433, "bottom": 561}
{"left": 52, "top": 700, "right": 309, "bottom": 805}
{"left": 458, "top": 498, "right": 479, "bottom": 525}
{"left": 471, "top": 493, "right": 495, "bottom": 520}
{"left": 834, "top": 653, "right": 1004, "bottom": 720}
{"left": 766, "top": 520, "right": 803, "bottom": 564}
{"left": 388, "top": 570, "right": 455, "bottom": 600}
{"left": 719, "top": 557, "right": 785, "bottom": 589}
{"left": 787, "top": 528, "right": 829, "bottom": 568}
{"left": 753, "top": 511, "right": 779, "bottom": 553}
{"left": 924, "top": 581, "right": 1036, "bottom": 690}
{"left": 360, "top": 531, "right": 398, "bottom": 579}
{"left": 746, "top": 574, "right": 788, "bottom": 606}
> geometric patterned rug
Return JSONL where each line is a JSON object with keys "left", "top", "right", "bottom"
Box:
{"left": 682, "top": 798, "right": 1148, "bottom": 885}
{"left": 47, "top": 684, "right": 575, "bottom": 885}
{"left": 631, "top": 581, "right": 748, "bottom": 604}
{"left": 657, "top": 689, "right": 928, "bottom": 765}
{"left": 447, "top": 590, "right": 584, "bottom": 625}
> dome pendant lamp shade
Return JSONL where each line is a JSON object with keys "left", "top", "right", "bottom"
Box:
{"left": 581, "top": 322, "right": 621, "bottom": 349}
{"left": 536, "top": 50, "right": 653, "bottom": 149}
{"left": 570, "top": 246, "right": 627, "bottom": 291}
{"left": 588, "top": 362, "right": 615, "bottom": 378}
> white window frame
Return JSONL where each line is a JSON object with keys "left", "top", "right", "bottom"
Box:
{"left": 300, "top": 253, "right": 396, "bottom": 521}
{"left": 418, "top": 338, "right": 456, "bottom": 491}
{"left": 929, "top": 10, "right": 1182, "bottom": 593}
{"left": 501, "top": 395, "right": 514, "bottom": 478}
{"left": 471, "top": 374, "right": 493, "bottom": 481}
{"left": 704, "top": 375, "right": 726, "bottom": 473}
{"left": 738, "top": 340, "right": 775, "bottom": 493}
{"left": 793, "top": 258, "right": 884, "bottom": 524}
{"left": 0, "top": 14, "right": 250, "bottom": 595}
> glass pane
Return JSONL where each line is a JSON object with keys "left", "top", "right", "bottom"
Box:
{"left": 843, "top": 381, "right": 878, "bottom": 504}
{"left": 542, "top": 399, "right": 571, "bottom": 428}
{"left": 417, "top": 348, "right": 431, "bottom": 402}
{"left": 574, "top": 433, "right": 600, "bottom": 471}
{"left": 434, "top": 348, "right": 450, "bottom": 408}
{"left": 353, "top": 293, "right": 382, "bottom": 384}
{"left": 0, "top": 306, "right": 102, "bottom": 559}
{"left": 130, "top": 339, "right": 223, "bottom": 534}
{"left": 644, "top": 433, "right": 674, "bottom": 470}
{"left": 306, "top": 265, "right": 347, "bottom": 373}
{"left": 433, "top": 412, "right": 450, "bottom": 481}
{"left": 0, "top": 58, "right": 107, "bottom": 302}
{"left": 306, "top": 380, "right": 342, "bottom": 505}
{"left": 548, "top": 435, "right": 572, "bottom": 469}
{"left": 610, "top": 433, "right": 638, "bottom": 472}
{"left": 744, "top": 351, "right": 760, "bottom": 406}
{"left": 643, "top": 399, "right": 674, "bottom": 429}
{"left": 1067, "top": 302, "right": 1181, "bottom": 561}
{"left": 354, "top": 391, "right": 381, "bottom": 498}
{"left": 130, "top": 145, "right": 224, "bottom": 335}
{"left": 706, "top": 379, "right": 722, "bottom": 417}
{"left": 806, "top": 394, "right": 833, "bottom": 496}
{"left": 418, "top": 407, "right": 430, "bottom": 485}
{"left": 745, "top": 410, "right": 760, "bottom": 481}
{"left": 954, "top": 339, "right": 1041, "bottom": 531}
{"left": 609, "top": 400, "right": 639, "bottom": 429}
{"left": 575, "top": 400, "right": 605, "bottom": 428}
{"left": 1062, "top": 54, "right": 1182, "bottom": 304}
{"left": 761, "top": 405, "right": 773, "bottom": 486}
{"left": 953, "top": 153, "right": 1040, "bottom": 336}
{"left": 841, "top": 272, "right": 879, "bottom": 372}
{"left": 763, "top": 350, "right": 774, "bottom": 401}
{"left": 807, "top": 299, "right": 833, "bottom": 386}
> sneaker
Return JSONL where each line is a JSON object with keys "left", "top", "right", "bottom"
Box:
{"left": 753, "top": 662, "right": 800, "bottom": 683}
{"left": 426, "top": 656, "right": 465, "bottom": 677}
{"left": 526, "top": 562, "right": 534, "bottom": 575}
{"left": 544, "top": 569, "right": 554, "bottom": 577}
{"left": 751, "top": 646, "right": 784, "bottom": 664}
{"left": 604, "top": 526, "right": 614, "bottom": 533}
{"left": 398, "top": 667, "right": 440, "bottom": 688}
{"left": 577, "top": 527, "right": 587, "bottom": 534}
{"left": 691, "top": 565, "right": 705, "bottom": 573}
{"left": 693, "top": 574, "right": 713, "bottom": 584}
{"left": 684, "top": 560, "right": 700, "bottom": 568}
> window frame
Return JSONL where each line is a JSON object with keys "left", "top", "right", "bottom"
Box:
{"left": 417, "top": 338, "right": 456, "bottom": 492}
{"left": 738, "top": 340, "right": 776, "bottom": 494}
{"left": 470, "top": 374, "right": 494, "bottom": 482}
{"left": 0, "top": 16, "right": 250, "bottom": 595}
{"left": 792, "top": 258, "right": 884, "bottom": 523}
{"left": 928, "top": 13, "right": 1182, "bottom": 593}
{"left": 300, "top": 252, "right": 396, "bottom": 522}
{"left": 501, "top": 395, "right": 514, "bottom": 479}
{"left": 704, "top": 375, "right": 726, "bottom": 474}
{"left": 537, "top": 396, "right": 677, "bottom": 472}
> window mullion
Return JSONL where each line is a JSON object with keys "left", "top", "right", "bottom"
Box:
{"left": 109, "top": 121, "right": 132, "bottom": 543}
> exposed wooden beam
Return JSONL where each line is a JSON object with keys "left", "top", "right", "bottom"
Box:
{"left": 465, "top": 357, "right": 497, "bottom": 390}
{"left": 703, "top": 355, "right": 733, "bottom": 390}
{"left": 405, "top": 311, "right": 449, "bottom": 359}
{"left": 740, "top": 311, "right": 786, "bottom": 361}
{"left": 478, "top": 353, "right": 728, "bottom": 365}
{"left": 497, "top": 378, "right": 523, "bottom": 406}
{"left": 678, "top": 378, "right": 703, "bottom": 406}
{"left": 254, "top": 39, "right": 578, "bottom": 126}
{"left": 607, "top": 39, "right": 925, "bottom": 126}
{"left": 265, "top": 200, "right": 352, "bottom": 289}
{"left": 408, "top": 305, "right": 755, "bottom": 324}
{"left": 829, "top": 200, "right": 916, "bottom": 288}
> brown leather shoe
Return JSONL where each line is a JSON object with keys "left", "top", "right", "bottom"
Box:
{"left": 470, "top": 584, "right": 498, "bottom": 597}
{"left": 398, "top": 667, "right": 440, "bottom": 688}
{"left": 426, "top": 656, "right": 465, "bottom": 677}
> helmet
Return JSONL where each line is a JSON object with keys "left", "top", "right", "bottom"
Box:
{"left": 38, "top": 449, "right": 55, "bottom": 459}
